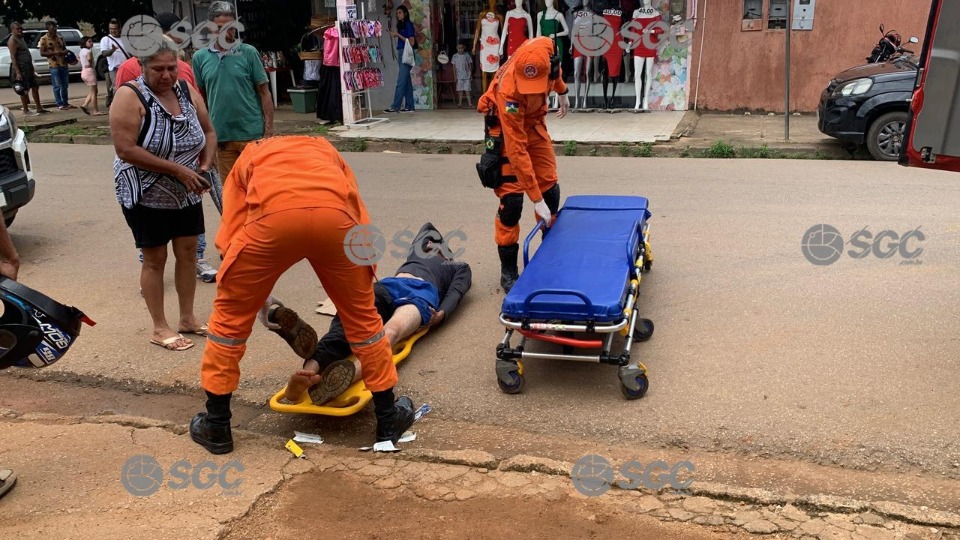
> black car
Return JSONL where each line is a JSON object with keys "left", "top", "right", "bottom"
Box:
{"left": 817, "top": 56, "right": 919, "bottom": 161}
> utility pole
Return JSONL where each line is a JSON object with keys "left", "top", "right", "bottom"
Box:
{"left": 785, "top": 0, "right": 791, "bottom": 140}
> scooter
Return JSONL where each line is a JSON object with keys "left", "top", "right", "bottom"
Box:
{"left": 866, "top": 24, "right": 919, "bottom": 63}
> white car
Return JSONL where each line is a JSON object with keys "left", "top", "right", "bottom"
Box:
{"left": 0, "top": 28, "right": 105, "bottom": 87}
{"left": 0, "top": 105, "right": 35, "bottom": 227}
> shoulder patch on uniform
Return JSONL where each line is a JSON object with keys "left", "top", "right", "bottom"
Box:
{"left": 505, "top": 101, "right": 520, "bottom": 113}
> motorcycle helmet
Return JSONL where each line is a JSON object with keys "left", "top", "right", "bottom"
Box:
{"left": 12, "top": 80, "right": 27, "bottom": 96}
{"left": 0, "top": 276, "right": 95, "bottom": 370}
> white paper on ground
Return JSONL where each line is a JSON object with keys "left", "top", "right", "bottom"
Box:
{"left": 315, "top": 298, "right": 338, "bottom": 316}
{"left": 293, "top": 431, "right": 325, "bottom": 445}
{"left": 398, "top": 431, "right": 417, "bottom": 443}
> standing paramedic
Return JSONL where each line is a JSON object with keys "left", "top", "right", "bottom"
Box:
{"left": 476, "top": 36, "right": 569, "bottom": 294}
{"left": 189, "top": 135, "right": 417, "bottom": 454}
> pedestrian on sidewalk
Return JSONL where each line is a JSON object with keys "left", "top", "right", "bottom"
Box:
{"left": 476, "top": 37, "right": 569, "bottom": 293}
{"left": 79, "top": 37, "right": 105, "bottom": 116}
{"left": 192, "top": 1, "right": 274, "bottom": 180}
{"left": 7, "top": 22, "right": 48, "bottom": 117}
{"left": 100, "top": 18, "right": 131, "bottom": 108}
{"left": 189, "top": 135, "right": 418, "bottom": 455}
{"left": 39, "top": 19, "right": 74, "bottom": 111}
{"left": 384, "top": 5, "right": 417, "bottom": 113}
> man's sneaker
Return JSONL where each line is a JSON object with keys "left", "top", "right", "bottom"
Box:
{"left": 375, "top": 396, "right": 416, "bottom": 444}
{"left": 189, "top": 413, "right": 233, "bottom": 455}
{"left": 196, "top": 259, "right": 217, "bottom": 283}
{"left": 383, "top": 108, "right": 399, "bottom": 113}
{"left": 400, "top": 108, "right": 415, "bottom": 113}
{"left": 307, "top": 358, "right": 356, "bottom": 404}
{"left": 267, "top": 305, "right": 319, "bottom": 360}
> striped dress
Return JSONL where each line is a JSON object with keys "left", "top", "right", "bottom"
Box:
{"left": 113, "top": 76, "right": 206, "bottom": 210}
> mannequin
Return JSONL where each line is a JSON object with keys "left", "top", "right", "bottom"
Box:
{"left": 500, "top": 0, "right": 534, "bottom": 61}
{"left": 537, "top": 0, "right": 570, "bottom": 109}
{"left": 473, "top": 0, "right": 503, "bottom": 92}
{"left": 628, "top": 0, "right": 661, "bottom": 111}
{"left": 570, "top": 1, "right": 594, "bottom": 110}
{"left": 594, "top": 0, "right": 626, "bottom": 111}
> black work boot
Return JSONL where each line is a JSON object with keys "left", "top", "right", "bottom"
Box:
{"left": 306, "top": 357, "right": 356, "bottom": 405}
{"left": 498, "top": 244, "right": 520, "bottom": 294}
{"left": 267, "top": 305, "right": 319, "bottom": 360}
{"left": 373, "top": 389, "right": 416, "bottom": 445}
{"left": 190, "top": 391, "right": 234, "bottom": 455}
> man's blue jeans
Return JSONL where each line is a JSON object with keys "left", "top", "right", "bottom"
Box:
{"left": 390, "top": 62, "right": 415, "bottom": 110}
{"left": 50, "top": 66, "right": 69, "bottom": 107}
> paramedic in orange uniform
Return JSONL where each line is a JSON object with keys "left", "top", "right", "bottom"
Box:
{"left": 189, "top": 135, "right": 417, "bottom": 454}
{"left": 477, "top": 36, "right": 569, "bottom": 293}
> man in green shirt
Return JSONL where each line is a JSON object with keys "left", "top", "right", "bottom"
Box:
{"left": 192, "top": 1, "right": 274, "bottom": 178}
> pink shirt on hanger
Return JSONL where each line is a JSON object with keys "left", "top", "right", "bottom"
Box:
{"left": 323, "top": 27, "right": 340, "bottom": 66}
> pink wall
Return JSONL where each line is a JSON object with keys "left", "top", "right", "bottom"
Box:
{"left": 688, "top": 0, "right": 931, "bottom": 112}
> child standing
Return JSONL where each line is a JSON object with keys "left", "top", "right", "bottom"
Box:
{"left": 451, "top": 43, "right": 473, "bottom": 107}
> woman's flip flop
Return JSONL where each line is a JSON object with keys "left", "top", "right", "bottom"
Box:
{"left": 0, "top": 469, "right": 18, "bottom": 500}
{"left": 179, "top": 326, "right": 208, "bottom": 337}
{"left": 151, "top": 335, "right": 194, "bottom": 351}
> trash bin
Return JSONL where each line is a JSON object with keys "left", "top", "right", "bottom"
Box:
{"left": 289, "top": 88, "right": 318, "bottom": 114}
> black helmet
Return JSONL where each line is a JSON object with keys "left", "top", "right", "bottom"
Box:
{"left": 12, "top": 80, "right": 27, "bottom": 96}
{"left": 0, "top": 276, "right": 94, "bottom": 370}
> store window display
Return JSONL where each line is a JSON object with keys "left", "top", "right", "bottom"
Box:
{"left": 537, "top": 0, "right": 570, "bottom": 108}
{"left": 473, "top": 0, "right": 503, "bottom": 92}
{"left": 626, "top": 0, "right": 661, "bottom": 111}
{"left": 500, "top": 0, "right": 533, "bottom": 62}
{"left": 592, "top": 0, "right": 627, "bottom": 110}
{"left": 569, "top": 0, "right": 595, "bottom": 110}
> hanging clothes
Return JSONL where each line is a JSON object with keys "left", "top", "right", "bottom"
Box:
{"left": 317, "top": 26, "right": 343, "bottom": 123}
{"left": 505, "top": 16, "right": 529, "bottom": 58}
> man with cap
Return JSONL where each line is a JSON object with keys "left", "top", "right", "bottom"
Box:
{"left": 476, "top": 36, "right": 569, "bottom": 293}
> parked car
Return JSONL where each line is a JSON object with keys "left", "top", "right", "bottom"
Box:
{"left": 0, "top": 105, "right": 35, "bottom": 227}
{"left": 817, "top": 56, "right": 920, "bottom": 161}
{"left": 0, "top": 28, "right": 106, "bottom": 87}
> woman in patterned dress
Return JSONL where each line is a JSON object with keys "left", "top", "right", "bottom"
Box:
{"left": 110, "top": 38, "right": 218, "bottom": 352}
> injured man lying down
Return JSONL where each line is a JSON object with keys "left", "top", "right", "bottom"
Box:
{"left": 261, "top": 222, "right": 472, "bottom": 404}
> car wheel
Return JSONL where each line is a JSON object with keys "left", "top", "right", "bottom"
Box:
{"left": 96, "top": 57, "right": 108, "bottom": 81}
{"left": 4, "top": 213, "right": 16, "bottom": 228}
{"left": 867, "top": 111, "right": 909, "bottom": 161}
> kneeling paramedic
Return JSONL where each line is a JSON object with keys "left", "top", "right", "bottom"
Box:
{"left": 476, "top": 36, "right": 569, "bottom": 293}
{"left": 190, "top": 135, "right": 417, "bottom": 454}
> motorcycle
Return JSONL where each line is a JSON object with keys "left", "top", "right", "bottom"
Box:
{"left": 866, "top": 24, "right": 919, "bottom": 63}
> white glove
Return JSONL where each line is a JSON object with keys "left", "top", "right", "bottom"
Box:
{"left": 258, "top": 295, "right": 284, "bottom": 330}
{"left": 533, "top": 199, "right": 553, "bottom": 227}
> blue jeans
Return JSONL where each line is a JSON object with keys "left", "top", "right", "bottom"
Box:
{"left": 138, "top": 234, "right": 206, "bottom": 262}
{"left": 390, "top": 62, "right": 415, "bottom": 110}
{"left": 50, "top": 66, "right": 69, "bottom": 107}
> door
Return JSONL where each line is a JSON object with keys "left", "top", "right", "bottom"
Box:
{"left": 900, "top": 0, "right": 960, "bottom": 172}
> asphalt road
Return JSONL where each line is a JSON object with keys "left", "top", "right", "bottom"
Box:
{"left": 8, "top": 144, "right": 960, "bottom": 479}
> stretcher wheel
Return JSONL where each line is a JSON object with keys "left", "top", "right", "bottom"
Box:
{"left": 643, "top": 260, "right": 653, "bottom": 273}
{"left": 620, "top": 373, "right": 649, "bottom": 400}
{"left": 633, "top": 319, "right": 654, "bottom": 342}
{"left": 497, "top": 371, "right": 525, "bottom": 394}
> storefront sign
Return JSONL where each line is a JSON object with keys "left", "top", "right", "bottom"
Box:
{"left": 571, "top": 13, "right": 695, "bottom": 58}
{"left": 121, "top": 14, "right": 245, "bottom": 56}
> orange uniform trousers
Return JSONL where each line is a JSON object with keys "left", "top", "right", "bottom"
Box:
{"left": 200, "top": 208, "right": 396, "bottom": 396}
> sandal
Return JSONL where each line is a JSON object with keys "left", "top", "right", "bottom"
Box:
{"left": 179, "top": 326, "right": 208, "bottom": 337}
{"left": 150, "top": 335, "right": 194, "bottom": 351}
{"left": 80, "top": 106, "right": 89, "bottom": 115}
{"left": 0, "top": 469, "right": 17, "bottom": 500}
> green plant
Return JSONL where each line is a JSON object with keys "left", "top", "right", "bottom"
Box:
{"left": 348, "top": 138, "right": 367, "bottom": 153}
{"left": 706, "top": 139, "right": 736, "bottom": 158}
{"left": 618, "top": 142, "right": 631, "bottom": 157}
{"left": 679, "top": 146, "right": 691, "bottom": 158}
{"left": 589, "top": 146, "right": 600, "bottom": 157}
{"left": 310, "top": 124, "right": 330, "bottom": 135}
{"left": 564, "top": 140, "right": 577, "bottom": 156}
{"left": 633, "top": 143, "right": 653, "bottom": 157}
{"left": 437, "top": 145, "right": 452, "bottom": 154}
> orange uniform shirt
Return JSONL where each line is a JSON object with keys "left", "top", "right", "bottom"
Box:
{"left": 216, "top": 135, "right": 373, "bottom": 259}
{"left": 115, "top": 56, "right": 197, "bottom": 90}
{"left": 477, "top": 40, "right": 567, "bottom": 202}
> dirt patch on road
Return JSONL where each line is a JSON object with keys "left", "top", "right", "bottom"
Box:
{"left": 222, "top": 469, "right": 745, "bottom": 540}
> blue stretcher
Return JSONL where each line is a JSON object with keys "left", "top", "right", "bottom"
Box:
{"left": 495, "top": 195, "right": 655, "bottom": 399}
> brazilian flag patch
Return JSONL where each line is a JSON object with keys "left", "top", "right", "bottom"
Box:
{"left": 505, "top": 101, "right": 520, "bottom": 114}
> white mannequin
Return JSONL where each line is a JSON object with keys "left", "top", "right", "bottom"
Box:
{"left": 500, "top": 0, "right": 534, "bottom": 59}
{"left": 630, "top": 0, "right": 659, "bottom": 111}
{"left": 571, "top": 0, "right": 594, "bottom": 110}
{"left": 537, "top": 0, "right": 570, "bottom": 109}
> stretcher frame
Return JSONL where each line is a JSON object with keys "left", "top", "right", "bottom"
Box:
{"left": 269, "top": 328, "right": 429, "bottom": 417}
{"left": 495, "top": 215, "right": 655, "bottom": 400}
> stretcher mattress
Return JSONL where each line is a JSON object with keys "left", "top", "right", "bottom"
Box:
{"left": 501, "top": 195, "right": 650, "bottom": 323}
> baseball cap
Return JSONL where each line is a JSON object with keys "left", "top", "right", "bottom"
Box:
{"left": 155, "top": 12, "right": 182, "bottom": 33}
{"left": 513, "top": 37, "right": 555, "bottom": 95}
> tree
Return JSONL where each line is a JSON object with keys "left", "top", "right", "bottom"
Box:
{"left": 1, "top": 0, "right": 152, "bottom": 35}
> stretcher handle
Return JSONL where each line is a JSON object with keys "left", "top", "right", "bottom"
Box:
{"left": 522, "top": 219, "right": 548, "bottom": 268}
{"left": 627, "top": 220, "right": 642, "bottom": 262}
{"left": 522, "top": 289, "right": 594, "bottom": 314}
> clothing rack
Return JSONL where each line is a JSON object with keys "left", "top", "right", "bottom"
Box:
{"left": 338, "top": 0, "right": 390, "bottom": 129}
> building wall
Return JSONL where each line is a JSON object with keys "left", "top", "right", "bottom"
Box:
{"left": 688, "top": 0, "right": 931, "bottom": 112}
